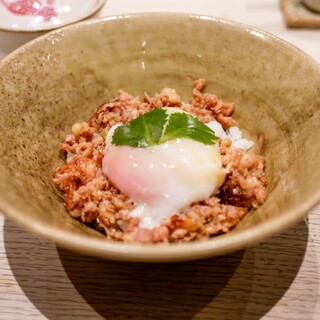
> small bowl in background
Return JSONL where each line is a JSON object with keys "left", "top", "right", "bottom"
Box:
{"left": 0, "top": 0, "right": 106, "bottom": 58}
{"left": 0, "top": 0, "right": 107, "bottom": 32}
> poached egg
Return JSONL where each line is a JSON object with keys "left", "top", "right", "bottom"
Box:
{"left": 102, "top": 108, "right": 226, "bottom": 229}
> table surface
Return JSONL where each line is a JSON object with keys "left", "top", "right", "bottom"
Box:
{"left": 1, "top": 1, "right": 320, "bottom": 319}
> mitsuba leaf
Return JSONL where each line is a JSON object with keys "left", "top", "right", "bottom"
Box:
{"left": 112, "top": 108, "right": 167, "bottom": 147}
{"left": 112, "top": 108, "right": 217, "bottom": 147}
{"left": 159, "top": 112, "right": 217, "bottom": 145}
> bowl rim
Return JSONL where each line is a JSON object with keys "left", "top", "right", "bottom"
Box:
{"left": 1, "top": 12, "right": 320, "bottom": 262}
{"left": 0, "top": 0, "right": 107, "bottom": 33}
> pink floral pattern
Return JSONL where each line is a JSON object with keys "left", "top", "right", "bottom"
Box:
{"left": 0, "top": 0, "right": 57, "bottom": 21}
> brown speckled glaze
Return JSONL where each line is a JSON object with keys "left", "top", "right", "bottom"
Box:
{"left": 0, "top": 13, "right": 320, "bottom": 262}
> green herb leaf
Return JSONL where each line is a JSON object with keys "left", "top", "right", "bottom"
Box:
{"left": 159, "top": 112, "right": 217, "bottom": 145}
{"left": 112, "top": 108, "right": 217, "bottom": 147}
{"left": 112, "top": 109, "right": 168, "bottom": 147}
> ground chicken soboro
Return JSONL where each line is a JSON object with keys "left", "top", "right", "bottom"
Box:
{"left": 54, "top": 79, "right": 267, "bottom": 243}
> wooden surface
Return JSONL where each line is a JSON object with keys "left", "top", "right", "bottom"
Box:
{"left": 1, "top": 1, "right": 320, "bottom": 319}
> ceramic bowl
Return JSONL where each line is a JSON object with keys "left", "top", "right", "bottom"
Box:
{"left": 1, "top": 13, "right": 320, "bottom": 262}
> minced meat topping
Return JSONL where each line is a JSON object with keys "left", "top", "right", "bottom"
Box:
{"left": 53, "top": 79, "right": 267, "bottom": 243}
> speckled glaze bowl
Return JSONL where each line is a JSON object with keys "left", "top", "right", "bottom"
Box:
{"left": 1, "top": 13, "right": 320, "bottom": 262}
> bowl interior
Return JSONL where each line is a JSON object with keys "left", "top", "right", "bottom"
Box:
{"left": 1, "top": 13, "right": 320, "bottom": 262}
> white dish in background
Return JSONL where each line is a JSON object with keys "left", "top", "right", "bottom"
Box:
{"left": 0, "top": 0, "right": 106, "bottom": 32}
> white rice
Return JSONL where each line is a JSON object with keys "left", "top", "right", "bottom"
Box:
{"left": 206, "top": 120, "right": 254, "bottom": 150}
